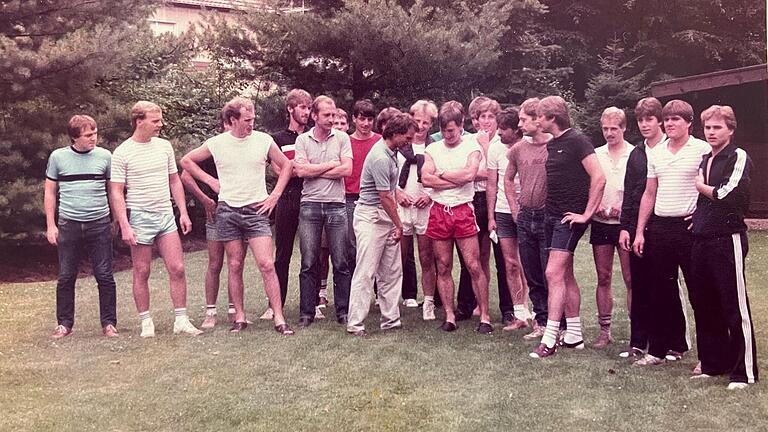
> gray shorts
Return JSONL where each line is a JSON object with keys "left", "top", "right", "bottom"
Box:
{"left": 205, "top": 220, "right": 221, "bottom": 242}
{"left": 495, "top": 212, "right": 518, "bottom": 239}
{"left": 215, "top": 202, "right": 272, "bottom": 242}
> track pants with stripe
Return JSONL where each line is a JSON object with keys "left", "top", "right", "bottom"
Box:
{"left": 690, "top": 232, "right": 758, "bottom": 384}
{"left": 645, "top": 216, "right": 692, "bottom": 358}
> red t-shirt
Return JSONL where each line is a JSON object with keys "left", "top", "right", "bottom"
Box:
{"left": 345, "top": 133, "right": 381, "bottom": 194}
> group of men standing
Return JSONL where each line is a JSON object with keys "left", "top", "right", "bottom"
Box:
{"left": 44, "top": 89, "right": 757, "bottom": 389}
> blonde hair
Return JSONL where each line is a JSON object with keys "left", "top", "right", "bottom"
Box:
{"left": 700, "top": 105, "right": 737, "bottom": 130}
{"left": 600, "top": 107, "right": 627, "bottom": 129}
{"left": 409, "top": 99, "right": 438, "bottom": 120}
{"left": 130, "top": 101, "right": 161, "bottom": 128}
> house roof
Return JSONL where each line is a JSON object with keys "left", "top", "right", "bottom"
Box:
{"left": 650, "top": 63, "right": 768, "bottom": 97}
{"left": 165, "top": 0, "right": 266, "bottom": 10}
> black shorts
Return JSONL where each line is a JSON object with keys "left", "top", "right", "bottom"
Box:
{"left": 544, "top": 213, "right": 588, "bottom": 254}
{"left": 589, "top": 221, "right": 621, "bottom": 246}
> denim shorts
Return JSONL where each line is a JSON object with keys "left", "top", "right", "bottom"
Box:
{"left": 216, "top": 202, "right": 272, "bottom": 241}
{"left": 589, "top": 221, "right": 621, "bottom": 246}
{"left": 205, "top": 220, "right": 220, "bottom": 242}
{"left": 495, "top": 212, "right": 518, "bottom": 239}
{"left": 128, "top": 209, "right": 177, "bottom": 245}
{"left": 544, "top": 213, "right": 587, "bottom": 254}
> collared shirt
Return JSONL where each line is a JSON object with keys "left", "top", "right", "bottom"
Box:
{"left": 294, "top": 127, "right": 353, "bottom": 203}
{"left": 593, "top": 140, "right": 634, "bottom": 224}
{"left": 272, "top": 128, "right": 304, "bottom": 189}
{"left": 358, "top": 140, "right": 398, "bottom": 207}
{"left": 647, "top": 136, "right": 710, "bottom": 217}
{"left": 619, "top": 134, "right": 666, "bottom": 232}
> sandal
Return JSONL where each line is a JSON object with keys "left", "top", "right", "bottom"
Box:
{"left": 230, "top": 321, "right": 248, "bottom": 333}
{"left": 274, "top": 323, "right": 295, "bottom": 336}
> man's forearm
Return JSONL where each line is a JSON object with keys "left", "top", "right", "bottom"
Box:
{"left": 582, "top": 176, "right": 606, "bottom": 219}
{"left": 180, "top": 158, "right": 217, "bottom": 190}
{"left": 109, "top": 184, "right": 130, "bottom": 228}
{"left": 421, "top": 173, "right": 459, "bottom": 190}
{"left": 379, "top": 193, "right": 403, "bottom": 230}
{"left": 170, "top": 176, "right": 189, "bottom": 217}
{"left": 44, "top": 189, "right": 57, "bottom": 229}
{"left": 441, "top": 168, "right": 474, "bottom": 186}
{"left": 271, "top": 160, "right": 293, "bottom": 197}
{"left": 295, "top": 161, "right": 335, "bottom": 178}
{"left": 180, "top": 171, "right": 211, "bottom": 204}
{"left": 635, "top": 191, "right": 654, "bottom": 236}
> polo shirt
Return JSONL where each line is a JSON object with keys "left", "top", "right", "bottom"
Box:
{"left": 294, "top": 127, "right": 353, "bottom": 203}
{"left": 358, "top": 140, "right": 398, "bottom": 207}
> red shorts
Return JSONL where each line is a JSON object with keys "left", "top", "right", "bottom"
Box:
{"left": 426, "top": 202, "right": 479, "bottom": 240}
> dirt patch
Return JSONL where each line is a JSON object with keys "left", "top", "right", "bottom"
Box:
{"left": 746, "top": 219, "right": 768, "bottom": 231}
{"left": 0, "top": 237, "right": 208, "bottom": 284}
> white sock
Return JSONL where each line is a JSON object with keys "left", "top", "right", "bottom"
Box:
{"left": 174, "top": 308, "right": 187, "bottom": 320}
{"left": 319, "top": 287, "right": 328, "bottom": 298}
{"left": 139, "top": 311, "right": 151, "bottom": 321}
{"left": 228, "top": 304, "right": 236, "bottom": 314}
{"left": 564, "top": 317, "right": 582, "bottom": 344}
{"left": 513, "top": 304, "right": 528, "bottom": 321}
{"left": 424, "top": 295, "right": 434, "bottom": 303}
{"left": 541, "top": 320, "right": 560, "bottom": 348}
{"left": 205, "top": 305, "right": 217, "bottom": 316}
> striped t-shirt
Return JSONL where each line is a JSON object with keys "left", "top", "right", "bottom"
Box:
{"left": 647, "top": 136, "right": 710, "bottom": 217}
{"left": 46, "top": 146, "right": 111, "bottom": 222}
{"left": 111, "top": 137, "right": 178, "bottom": 214}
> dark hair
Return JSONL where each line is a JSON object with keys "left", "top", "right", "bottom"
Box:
{"left": 537, "top": 96, "right": 571, "bottom": 130}
{"left": 662, "top": 99, "right": 694, "bottom": 123}
{"left": 497, "top": 107, "right": 520, "bottom": 130}
{"left": 382, "top": 113, "right": 418, "bottom": 140}
{"left": 634, "top": 97, "right": 663, "bottom": 123}
{"left": 352, "top": 99, "right": 376, "bottom": 118}
{"left": 67, "top": 115, "right": 97, "bottom": 141}
{"left": 375, "top": 107, "right": 401, "bottom": 133}
{"left": 438, "top": 101, "right": 464, "bottom": 129}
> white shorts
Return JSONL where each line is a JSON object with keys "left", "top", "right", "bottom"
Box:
{"left": 398, "top": 203, "right": 431, "bottom": 236}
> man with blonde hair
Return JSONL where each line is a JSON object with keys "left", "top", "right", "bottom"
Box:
{"left": 398, "top": 99, "right": 438, "bottom": 317}
{"left": 111, "top": 101, "right": 202, "bottom": 337}
{"left": 690, "top": 105, "right": 757, "bottom": 389}
{"left": 181, "top": 96, "right": 295, "bottom": 335}
{"left": 45, "top": 115, "right": 118, "bottom": 338}
{"left": 530, "top": 96, "right": 606, "bottom": 358}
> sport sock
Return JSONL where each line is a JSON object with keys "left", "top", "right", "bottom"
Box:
{"left": 541, "top": 320, "right": 560, "bottom": 348}
{"left": 564, "top": 317, "right": 583, "bottom": 344}
{"left": 139, "top": 311, "right": 151, "bottom": 321}
{"left": 597, "top": 313, "right": 611, "bottom": 332}
{"left": 205, "top": 305, "right": 217, "bottom": 316}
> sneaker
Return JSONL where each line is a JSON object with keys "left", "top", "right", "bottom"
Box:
{"left": 501, "top": 312, "right": 515, "bottom": 326}
{"left": 314, "top": 306, "right": 326, "bottom": 319}
{"left": 440, "top": 321, "right": 457, "bottom": 332}
{"left": 692, "top": 361, "right": 702, "bottom": 375}
{"left": 259, "top": 307, "right": 274, "bottom": 320}
{"left": 422, "top": 301, "right": 436, "bottom": 321}
{"left": 201, "top": 314, "right": 217, "bottom": 329}
{"left": 173, "top": 317, "right": 203, "bottom": 336}
{"left": 529, "top": 343, "right": 556, "bottom": 359}
{"left": 103, "top": 324, "right": 119, "bottom": 338}
{"left": 633, "top": 354, "right": 665, "bottom": 366}
{"left": 403, "top": 298, "right": 419, "bottom": 308}
{"left": 476, "top": 322, "right": 494, "bottom": 334}
{"left": 502, "top": 318, "right": 529, "bottom": 332}
{"left": 140, "top": 318, "right": 155, "bottom": 338}
{"left": 523, "top": 323, "right": 545, "bottom": 340}
{"left": 558, "top": 338, "right": 585, "bottom": 349}
{"left": 690, "top": 373, "right": 712, "bottom": 380}
{"left": 592, "top": 331, "right": 614, "bottom": 349}
{"left": 619, "top": 347, "right": 645, "bottom": 358}
{"left": 52, "top": 325, "right": 72, "bottom": 339}
{"left": 727, "top": 382, "right": 749, "bottom": 390}
{"left": 665, "top": 350, "right": 684, "bottom": 361}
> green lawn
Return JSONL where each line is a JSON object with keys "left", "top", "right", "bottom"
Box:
{"left": 2, "top": 233, "right": 767, "bottom": 431}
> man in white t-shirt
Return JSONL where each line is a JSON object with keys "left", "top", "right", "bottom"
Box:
{"left": 422, "top": 101, "right": 492, "bottom": 334}
{"left": 110, "top": 101, "right": 202, "bottom": 337}
{"left": 181, "top": 97, "right": 295, "bottom": 335}
{"left": 397, "top": 99, "right": 438, "bottom": 319}
{"left": 589, "top": 107, "right": 634, "bottom": 348}
{"left": 632, "top": 99, "right": 711, "bottom": 366}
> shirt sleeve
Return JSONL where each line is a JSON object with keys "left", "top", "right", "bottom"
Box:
{"left": 166, "top": 141, "right": 178, "bottom": 175}
{"left": 371, "top": 158, "right": 393, "bottom": 191}
{"left": 575, "top": 135, "right": 595, "bottom": 161}
{"left": 340, "top": 134, "right": 353, "bottom": 160}
{"left": 486, "top": 142, "right": 501, "bottom": 170}
{"left": 294, "top": 135, "right": 307, "bottom": 162}
{"left": 111, "top": 147, "right": 127, "bottom": 183}
{"left": 646, "top": 148, "right": 657, "bottom": 179}
{"left": 105, "top": 151, "right": 112, "bottom": 180}
{"left": 45, "top": 151, "right": 59, "bottom": 181}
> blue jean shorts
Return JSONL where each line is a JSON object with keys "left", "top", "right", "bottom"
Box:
{"left": 128, "top": 209, "right": 177, "bottom": 245}
{"left": 216, "top": 202, "right": 272, "bottom": 241}
{"left": 205, "top": 220, "right": 221, "bottom": 242}
{"left": 544, "top": 213, "right": 587, "bottom": 254}
{"left": 495, "top": 212, "right": 518, "bottom": 239}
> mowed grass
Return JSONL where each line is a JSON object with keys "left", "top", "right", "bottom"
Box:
{"left": 1, "top": 232, "right": 767, "bottom": 432}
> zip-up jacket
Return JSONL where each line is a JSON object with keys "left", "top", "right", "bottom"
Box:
{"left": 691, "top": 142, "right": 752, "bottom": 238}
{"left": 619, "top": 141, "right": 648, "bottom": 234}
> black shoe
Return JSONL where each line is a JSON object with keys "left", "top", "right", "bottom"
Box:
{"left": 455, "top": 310, "right": 472, "bottom": 321}
{"left": 298, "top": 317, "right": 313, "bottom": 328}
{"left": 440, "top": 321, "right": 457, "bottom": 332}
{"left": 476, "top": 322, "right": 494, "bottom": 334}
{"left": 502, "top": 312, "right": 515, "bottom": 326}
{"left": 337, "top": 315, "right": 348, "bottom": 325}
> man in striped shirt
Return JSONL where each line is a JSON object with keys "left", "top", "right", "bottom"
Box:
{"left": 110, "top": 101, "right": 202, "bottom": 337}
{"left": 632, "top": 99, "right": 710, "bottom": 366}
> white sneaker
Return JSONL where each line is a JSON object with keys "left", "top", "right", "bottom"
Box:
{"left": 140, "top": 318, "right": 155, "bottom": 338}
{"left": 403, "top": 299, "right": 419, "bottom": 308}
{"left": 173, "top": 317, "right": 203, "bottom": 336}
{"left": 423, "top": 301, "right": 436, "bottom": 321}
{"left": 727, "top": 382, "right": 749, "bottom": 390}
{"left": 314, "top": 306, "right": 326, "bottom": 320}
{"left": 259, "top": 307, "right": 274, "bottom": 320}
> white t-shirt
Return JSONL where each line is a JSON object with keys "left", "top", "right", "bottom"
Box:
{"left": 425, "top": 136, "right": 481, "bottom": 206}
{"left": 593, "top": 141, "right": 634, "bottom": 224}
{"left": 111, "top": 137, "right": 177, "bottom": 214}
{"left": 473, "top": 133, "right": 489, "bottom": 192}
{"left": 207, "top": 131, "right": 272, "bottom": 207}
{"left": 486, "top": 138, "right": 512, "bottom": 213}
{"left": 647, "top": 136, "right": 710, "bottom": 217}
{"left": 397, "top": 143, "right": 429, "bottom": 197}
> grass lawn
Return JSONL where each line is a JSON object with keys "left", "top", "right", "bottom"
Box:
{"left": 2, "top": 232, "right": 767, "bottom": 432}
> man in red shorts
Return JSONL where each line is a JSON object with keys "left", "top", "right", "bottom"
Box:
{"left": 422, "top": 101, "right": 492, "bottom": 333}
